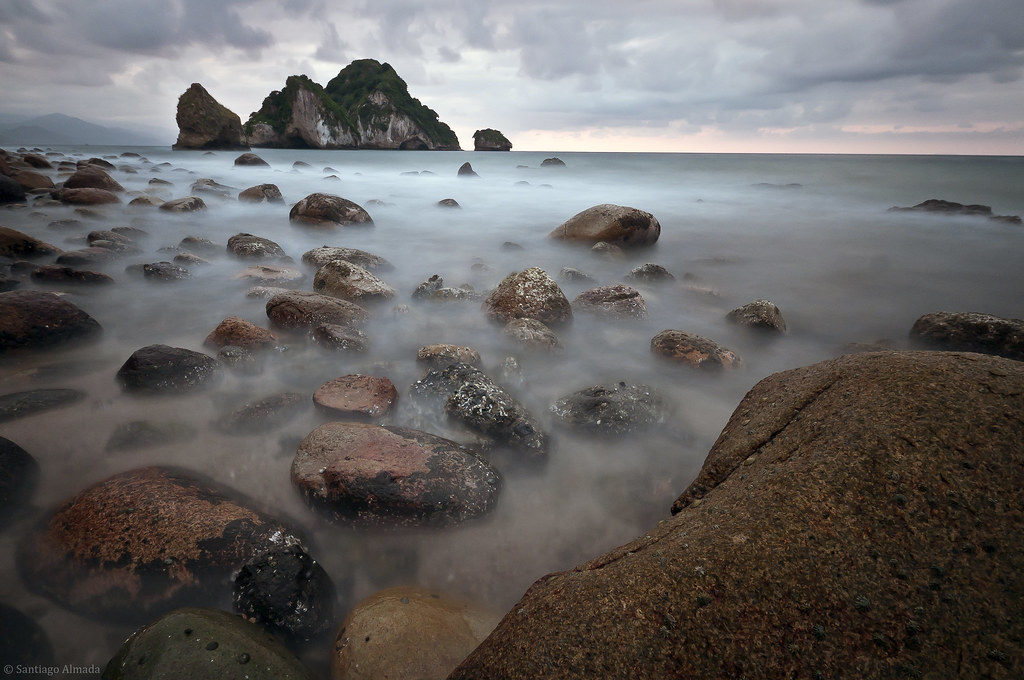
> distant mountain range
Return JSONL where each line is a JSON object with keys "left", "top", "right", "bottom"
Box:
{"left": 0, "top": 113, "right": 168, "bottom": 146}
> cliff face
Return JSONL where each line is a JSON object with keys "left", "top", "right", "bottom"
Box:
{"left": 173, "top": 83, "right": 248, "bottom": 150}
{"left": 243, "top": 60, "right": 460, "bottom": 150}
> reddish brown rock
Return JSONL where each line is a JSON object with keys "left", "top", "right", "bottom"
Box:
{"left": 204, "top": 316, "right": 278, "bottom": 350}
{"left": 0, "top": 226, "right": 60, "bottom": 258}
{"left": 289, "top": 193, "right": 373, "bottom": 227}
{"left": 17, "top": 466, "right": 301, "bottom": 621}
{"left": 159, "top": 196, "right": 206, "bottom": 212}
{"left": 416, "top": 344, "right": 482, "bottom": 368}
{"left": 63, "top": 165, "right": 124, "bottom": 192}
{"left": 238, "top": 183, "right": 283, "bottom": 203}
{"left": 450, "top": 351, "right": 1024, "bottom": 680}
{"left": 31, "top": 265, "right": 113, "bottom": 286}
{"left": 726, "top": 298, "right": 788, "bottom": 333}
{"left": 483, "top": 267, "right": 572, "bottom": 326}
{"left": 7, "top": 169, "right": 53, "bottom": 191}
{"left": 58, "top": 188, "right": 120, "bottom": 205}
{"left": 650, "top": 330, "right": 740, "bottom": 370}
{"left": 0, "top": 291, "right": 101, "bottom": 353}
{"left": 266, "top": 291, "right": 371, "bottom": 330}
{"left": 548, "top": 204, "right": 661, "bottom": 247}
{"left": 313, "top": 375, "right": 398, "bottom": 419}
{"left": 291, "top": 422, "right": 500, "bottom": 526}
{"left": 573, "top": 285, "right": 647, "bottom": 319}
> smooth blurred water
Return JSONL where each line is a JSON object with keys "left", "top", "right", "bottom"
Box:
{"left": 1, "top": 146, "right": 1022, "bottom": 671}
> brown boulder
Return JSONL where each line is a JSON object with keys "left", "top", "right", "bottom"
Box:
{"left": 483, "top": 267, "right": 572, "bottom": 326}
{"left": 291, "top": 422, "right": 501, "bottom": 526}
{"left": 63, "top": 165, "right": 124, "bottom": 192}
{"left": 909, "top": 311, "right": 1023, "bottom": 360}
{"left": 31, "top": 265, "right": 113, "bottom": 286}
{"left": 0, "top": 291, "right": 101, "bottom": 353}
{"left": 266, "top": 291, "right": 371, "bottom": 330}
{"left": 726, "top": 299, "right": 788, "bottom": 333}
{"left": 7, "top": 169, "right": 54, "bottom": 191}
{"left": 650, "top": 330, "right": 740, "bottom": 370}
{"left": 58, "top": 187, "right": 120, "bottom": 205}
{"left": 204, "top": 316, "right": 278, "bottom": 350}
{"left": 416, "top": 344, "right": 482, "bottom": 368}
{"left": 548, "top": 204, "right": 660, "bottom": 247}
{"left": 452, "top": 351, "right": 1024, "bottom": 680}
{"left": 0, "top": 226, "right": 60, "bottom": 258}
{"left": 289, "top": 193, "right": 373, "bottom": 227}
{"left": 302, "top": 246, "right": 393, "bottom": 271}
{"left": 234, "top": 152, "right": 269, "bottom": 166}
{"left": 17, "top": 466, "right": 301, "bottom": 621}
{"left": 313, "top": 374, "right": 398, "bottom": 419}
{"left": 573, "top": 284, "right": 647, "bottom": 319}
{"left": 313, "top": 259, "right": 396, "bottom": 303}
{"left": 238, "top": 183, "right": 283, "bottom": 203}
{"left": 502, "top": 318, "right": 561, "bottom": 350}
{"left": 233, "top": 264, "right": 305, "bottom": 285}
{"left": 159, "top": 196, "right": 206, "bottom": 212}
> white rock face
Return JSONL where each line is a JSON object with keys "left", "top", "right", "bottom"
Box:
{"left": 289, "top": 87, "right": 357, "bottom": 148}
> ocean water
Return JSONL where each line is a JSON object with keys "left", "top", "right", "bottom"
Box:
{"left": 1, "top": 147, "right": 1022, "bottom": 671}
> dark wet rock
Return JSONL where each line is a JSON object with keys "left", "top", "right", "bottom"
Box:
{"left": 148, "top": 177, "right": 173, "bottom": 186}
{"left": 0, "top": 291, "right": 101, "bottom": 352}
{"left": 473, "top": 128, "right": 512, "bottom": 151}
{"left": 178, "top": 235, "right": 218, "bottom": 253}
{"left": 233, "top": 264, "right": 305, "bottom": 286}
{"left": 0, "top": 273, "right": 17, "bottom": 291}
{"left": 246, "top": 285, "right": 290, "bottom": 299}
{"left": 233, "top": 544, "right": 335, "bottom": 643}
{"left": 411, "top": 274, "right": 478, "bottom": 302}
{"left": 19, "top": 467, "right": 302, "bottom": 621}
{"left": 292, "top": 422, "right": 501, "bottom": 526}
{"left": 410, "top": 363, "right": 549, "bottom": 457}
{"left": 332, "top": 587, "right": 498, "bottom": 680}
{"left": 889, "top": 198, "right": 1021, "bottom": 224}
{"left": 226, "top": 233, "right": 285, "bottom": 260}
{"left": 105, "top": 421, "right": 198, "bottom": 452}
{"left": 266, "top": 291, "right": 371, "bottom": 330}
{"left": 159, "top": 196, "right": 206, "bottom": 212}
{"left": 102, "top": 607, "right": 314, "bottom": 679}
{"left": 650, "top": 330, "right": 740, "bottom": 370}
{"left": 7, "top": 168, "right": 54, "bottom": 191}
{"left": 0, "top": 226, "right": 60, "bottom": 258}
{"left": 116, "top": 344, "right": 220, "bottom": 393}
{"left": 137, "top": 262, "right": 191, "bottom": 282}
{"left": 313, "top": 323, "right": 369, "bottom": 352}
{"left": 573, "top": 285, "right": 647, "bottom": 320}
{"left": 550, "top": 383, "right": 668, "bottom": 435}
{"left": 726, "top": 299, "right": 788, "bottom": 333}
{"left": 56, "top": 246, "right": 117, "bottom": 265}
{"left": 503, "top": 318, "right": 561, "bottom": 350}
{"left": 909, "top": 311, "right": 1023, "bottom": 360}
{"left": 238, "top": 183, "right": 283, "bottom": 203}
{"left": 0, "top": 388, "right": 84, "bottom": 423}
{"left": 46, "top": 218, "right": 82, "bottom": 230}
{"left": 458, "top": 162, "right": 479, "bottom": 177}
{"left": 80, "top": 157, "right": 116, "bottom": 170}
{"left": 0, "top": 175, "right": 26, "bottom": 203}
{"left": 31, "top": 264, "right": 113, "bottom": 285}
{"left": 451, "top": 351, "right": 1024, "bottom": 680}
{"left": 437, "top": 198, "right": 461, "bottom": 208}
{"left": 22, "top": 154, "right": 52, "bottom": 169}
{"left": 128, "top": 195, "right": 164, "bottom": 208}
{"left": 174, "top": 252, "right": 209, "bottom": 266}
{"left": 289, "top": 193, "right": 373, "bottom": 227}
{"left": 313, "top": 375, "right": 398, "bottom": 419}
{"left": 204, "top": 317, "right": 278, "bottom": 350}
{"left": 293, "top": 160, "right": 311, "bottom": 169}
{"left": 0, "top": 436, "right": 39, "bottom": 520}
{"left": 540, "top": 157, "right": 565, "bottom": 167}
{"left": 217, "top": 345, "right": 260, "bottom": 374}
{"left": 234, "top": 152, "right": 269, "bottom": 166}
{"left": 483, "top": 267, "right": 572, "bottom": 326}
{"left": 417, "top": 344, "right": 481, "bottom": 368}
{"left": 190, "top": 177, "right": 235, "bottom": 198}
{"left": 590, "top": 241, "right": 625, "bottom": 258}
{"left": 58, "top": 187, "right": 120, "bottom": 205}
{"left": 501, "top": 241, "right": 523, "bottom": 251}
{"left": 313, "top": 259, "right": 396, "bottom": 303}
{"left": 558, "top": 267, "right": 595, "bottom": 283}
{"left": 218, "top": 392, "right": 306, "bottom": 434}
{"left": 172, "top": 82, "right": 249, "bottom": 150}
{"left": 87, "top": 229, "right": 136, "bottom": 249}
{"left": 64, "top": 165, "right": 124, "bottom": 192}
{"left": 626, "top": 263, "right": 675, "bottom": 282}
{"left": 550, "top": 204, "right": 660, "bottom": 247}
{"left": 0, "top": 603, "right": 53, "bottom": 667}
{"left": 302, "top": 246, "right": 393, "bottom": 271}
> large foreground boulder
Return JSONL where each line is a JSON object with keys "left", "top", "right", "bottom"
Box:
{"left": 451, "top": 351, "right": 1024, "bottom": 680}
{"left": 172, "top": 83, "right": 249, "bottom": 150}
{"left": 0, "top": 290, "right": 101, "bottom": 353}
{"left": 548, "top": 204, "right": 660, "bottom": 247}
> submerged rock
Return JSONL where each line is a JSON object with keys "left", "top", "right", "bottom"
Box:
{"left": 233, "top": 264, "right": 305, "bottom": 285}
{"left": 0, "top": 436, "right": 39, "bottom": 520}
{"left": 0, "top": 603, "right": 53, "bottom": 667}
{"left": 450, "top": 351, "right": 1024, "bottom": 680}
{"left": 313, "top": 375, "right": 398, "bottom": 419}
{"left": 889, "top": 198, "right": 1021, "bottom": 224}
{"left": 412, "top": 274, "right": 478, "bottom": 302}
{"left": 218, "top": 392, "right": 307, "bottom": 434}
{"left": 204, "top": 316, "right": 278, "bottom": 350}
{"left": 103, "top": 607, "right": 314, "bottom": 679}
{"left": 0, "top": 388, "right": 85, "bottom": 423}
{"left": 503, "top": 318, "right": 561, "bottom": 350}
{"left": 105, "top": 420, "right": 198, "bottom": 452}
{"left": 417, "top": 344, "right": 482, "bottom": 368}
{"left": 558, "top": 267, "right": 596, "bottom": 284}
{"left": 726, "top": 299, "right": 788, "bottom": 333}
{"left": 549, "top": 204, "right": 660, "bottom": 247}
{"left": 458, "top": 162, "right": 479, "bottom": 177}
{"left": 302, "top": 246, "right": 393, "bottom": 271}
{"left": 313, "top": 259, "right": 396, "bottom": 303}
{"left": 266, "top": 291, "right": 371, "bottom": 330}
{"left": 59, "top": 187, "right": 120, "bottom": 205}
{"left": 540, "top": 157, "right": 565, "bottom": 167}
{"left": 56, "top": 247, "right": 117, "bottom": 266}
{"left": 159, "top": 196, "right": 206, "bottom": 212}
{"left": 410, "top": 363, "right": 549, "bottom": 457}
{"left": 116, "top": 345, "right": 220, "bottom": 393}
{"left": 19, "top": 467, "right": 302, "bottom": 621}
{"left": 31, "top": 264, "right": 113, "bottom": 285}
{"left": 0, "top": 226, "right": 60, "bottom": 258}
{"left": 626, "top": 263, "right": 675, "bottom": 282}
{"left": 313, "top": 323, "right": 369, "bottom": 352}
{"left": 650, "top": 330, "right": 740, "bottom": 370}
{"left": 332, "top": 587, "right": 498, "bottom": 680}
{"left": 291, "top": 422, "right": 500, "bottom": 526}
{"left": 550, "top": 383, "right": 668, "bottom": 435}
{"left": 0, "top": 291, "right": 101, "bottom": 352}
{"left": 238, "top": 183, "right": 283, "bottom": 203}
{"left": 234, "top": 152, "right": 269, "bottom": 166}
{"left": 573, "top": 285, "right": 647, "bottom": 319}
{"left": 289, "top": 193, "right": 373, "bottom": 227}
{"left": 437, "top": 197, "right": 461, "bottom": 208}
{"left": 908, "top": 311, "right": 1024, "bottom": 360}
{"left": 226, "top": 233, "right": 285, "bottom": 259}
{"left": 139, "top": 261, "right": 191, "bottom": 282}
{"left": 190, "top": 177, "right": 235, "bottom": 198}
{"left": 483, "top": 267, "right": 572, "bottom": 326}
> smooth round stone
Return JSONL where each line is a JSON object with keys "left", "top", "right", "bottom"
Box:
{"left": 301, "top": 246, "right": 393, "bottom": 272}
{"left": 291, "top": 422, "right": 501, "bottom": 526}
{"left": 726, "top": 299, "right": 788, "bottom": 333}
{"left": 159, "top": 196, "right": 206, "bottom": 212}
{"left": 482, "top": 267, "right": 572, "bottom": 326}
{"left": 548, "top": 203, "right": 660, "bottom": 247}
{"left": 204, "top": 317, "right": 278, "bottom": 350}
{"left": 217, "top": 392, "right": 306, "bottom": 434}
{"left": 116, "top": 345, "right": 220, "bottom": 393}
{"left": 503, "top": 318, "right": 561, "bottom": 350}
{"left": 226, "top": 233, "right": 285, "bottom": 259}
{"left": 650, "top": 330, "right": 741, "bottom": 370}
{"left": 289, "top": 193, "right": 373, "bottom": 227}
{"left": 313, "top": 375, "right": 398, "bottom": 419}
{"left": 313, "top": 259, "right": 396, "bottom": 303}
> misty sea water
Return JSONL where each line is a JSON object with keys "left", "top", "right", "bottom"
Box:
{"left": 0, "top": 146, "right": 1021, "bottom": 673}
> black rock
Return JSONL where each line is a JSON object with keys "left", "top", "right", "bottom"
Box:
{"left": 0, "top": 388, "right": 85, "bottom": 423}
{"left": 0, "top": 436, "right": 39, "bottom": 521}
{"left": 550, "top": 383, "right": 668, "bottom": 435}
{"left": 217, "top": 393, "right": 307, "bottom": 434}
{"left": 0, "top": 603, "right": 53, "bottom": 667}
{"left": 540, "top": 157, "right": 566, "bottom": 167}
{"left": 105, "top": 421, "right": 198, "bottom": 452}
{"left": 116, "top": 345, "right": 220, "bottom": 393}
{"left": 457, "top": 162, "right": 479, "bottom": 178}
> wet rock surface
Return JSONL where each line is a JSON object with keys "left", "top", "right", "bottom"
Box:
{"left": 573, "top": 285, "right": 647, "bottom": 319}
{"left": 218, "top": 392, "right": 307, "bottom": 434}
{"left": 909, "top": 311, "right": 1023, "bottom": 360}
{"left": 412, "top": 274, "right": 478, "bottom": 302}
{"left": 503, "top": 318, "right": 561, "bottom": 350}
{"left": 726, "top": 298, "right": 788, "bottom": 333}
{"left": 313, "top": 259, "right": 397, "bottom": 303}
{"left": 313, "top": 323, "right": 369, "bottom": 352}
{"left": 650, "top": 330, "right": 741, "bottom": 370}
{"left": 549, "top": 204, "right": 660, "bottom": 247}
{"left": 451, "top": 351, "right": 1024, "bottom": 680}
{"left": 626, "top": 263, "right": 675, "bottom": 282}
{"left": 103, "top": 607, "right": 315, "bottom": 679}
{"left": 234, "top": 152, "right": 270, "bottom": 167}
{"left": 233, "top": 543, "right": 335, "bottom": 643}
{"left": 204, "top": 316, "right": 279, "bottom": 350}
{"left": 0, "top": 388, "right": 85, "bottom": 422}
{"left": 0, "top": 436, "right": 39, "bottom": 521}
{"left": 483, "top": 267, "right": 572, "bottom": 326}
{"left": 64, "top": 165, "right": 124, "bottom": 192}
{"left": 105, "top": 421, "right": 198, "bottom": 452}
{"left": 58, "top": 187, "right": 120, "bottom": 205}
{"left": 416, "top": 343, "right": 482, "bottom": 368}
{"left": 331, "top": 587, "right": 498, "bottom": 680}
{"left": 238, "top": 183, "right": 284, "bottom": 204}
{"left": 291, "top": 422, "right": 501, "bottom": 526}
{"left": 301, "top": 246, "right": 393, "bottom": 271}
{"left": 313, "top": 375, "right": 399, "bottom": 419}
{"left": 31, "top": 264, "right": 113, "bottom": 285}
{"left": 289, "top": 193, "right": 373, "bottom": 227}
{"left": 0, "top": 226, "right": 60, "bottom": 258}
{"left": 265, "top": 291, "right": 371, "bottom": 330}
{"left": 18, "top": 467, "right": 302, "bottom": 621}
{"left": 410, "top": 363, "right": 549, "bottom": 457}
{"left": 550, "top": 383, "right": 668, "bottom": 435}
{"left": 226, "top": 233, "right": 285, "bottom": 260}
{"left": 116, "top": 345, "right": 221, "bottom": 393}
{"left": 159, "top": 196, "right": 206, "bottom": 212}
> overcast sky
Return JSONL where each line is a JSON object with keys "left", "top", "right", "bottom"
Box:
{"left": 1, "top": 0, "right": 1022, "bottom": 153}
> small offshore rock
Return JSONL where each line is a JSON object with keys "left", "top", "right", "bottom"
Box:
{"left": 458, "top": 162, "right": 479, "bottom": 177}
{"left": 179, "top": 235, "right": 219, "bottom": 252}
{"left": 266, "top": 291, "right": 371, "bottom": 330}
{"left": 314, "top": 323, "right": 369, "bottom": 352}
{"left": 190, "top": 177, "right": 235, "bottom": 198}
{"left": 313, "top": 375, "right": 398, "bottom": 419}
{"left": 129, "top": 195, "right": 164, "bottom": 208}
{"left": 417, "top": 344, "right": 482, "bottom": 368}
{"left": 627, "top": 263, "right": 675, "bottom": 282}
{"left": 239, "top": 183, "right": 283, "bottom": 203}
{"left": 559, "top": 267, "right": 595, "bottom": 283}
{"left": 247, "top": 285, "right": 290, "bottom": 299}
{"left": 550, "top": 204, "right": 660, "bottom": 247}
{"left": 158, "top": 196, "right": 206, "bottom": 212}
{"left": 909, "top": 311, "right": 1024, "bottom": 360}
{"left": 483, "top": 267, "right": 572, "bottom": 326}
{"left": 218, "top": 392, "right": 306, "bottom": 434}
{"left": 591, "top": 241, "right": 625, "bottom": 258}
{"left": 217, "top": 345, "right": 260, "bottom": 373}
{"left": 473, "top": 128, "right": 512, "bottom": 151}
{"left": 289, "top": 193, "right": 373, "bottom": 227}
{"left": 233, "top": 544, "right": 335, "bottom": 642}
{"left": 503, "top": 318, "right": 561, "bottom": 350}
{"left": 314, "top": 259, "right": 396, "bottom": 303}
{"left": 651, "top": 330, "right": 741, "bottom": 370}
{"left": 58, "top": 187, "right": 120, "bottom": 205}
{"left": 0, "top": 388, "right": 84, "bottom": 423}
{"left": 56, "top": 247, "right": 116, "bottom": 266}
{"left": 63, "top": 165, "right": 124, "bottom": 192}
{"left": 540, "top": 157, "right": 566, "bottom": 167}
{"left": 234, "top": 152, "right": 270, "bottom": 166}
{"left": 141, "top": 262, "right": 190, "bottom": 282}
{"left": 438, "top": 198, "right": 461, "bottom": 208}
{"left": 726, "top": 299, "right": 788, "bottom": 333}
{"left": 227, "top": 233, "right": 285, "bottom": 260}
{"left": 116, "top": 344, "right": 220, "bottom": 393}
{"left": 173, "top": 252, "right": 208, "bottom": 266}
{"left": 412, "top": 274, "right": 478, "bottom": 302}
{"left": 302, "top": 246, "right": 393, "bottom": 272}
{"left": 204, "top": 316, "right": 278, "bottom": 350}
{"left": 550, "top": 383, "right": 668, "bottom": 435}
{"left": 574, "top": 285, "right": 647, "bottom": 319}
